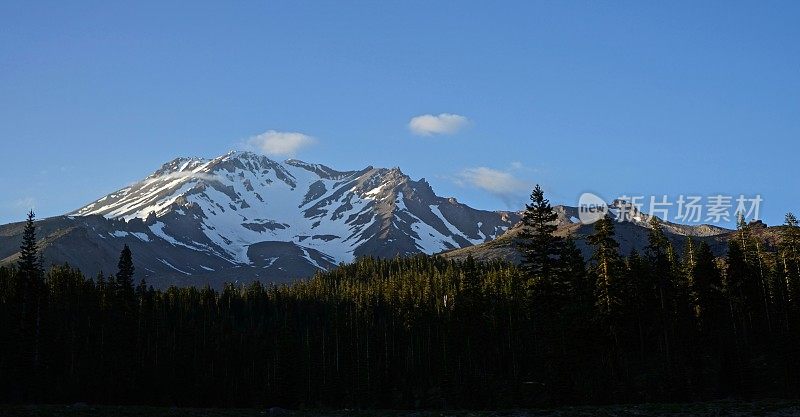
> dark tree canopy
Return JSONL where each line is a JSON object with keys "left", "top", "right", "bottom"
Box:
{"left": 1, "top": 209, "right": 799, "bottom": 408}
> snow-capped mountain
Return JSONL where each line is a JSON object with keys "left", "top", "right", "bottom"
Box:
{"left": 0, "top": 151, "right": 517, "bottom": 287}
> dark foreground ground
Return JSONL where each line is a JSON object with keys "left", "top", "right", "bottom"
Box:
{"left": 2, "top": 401, "right": 800, "bottom": 417}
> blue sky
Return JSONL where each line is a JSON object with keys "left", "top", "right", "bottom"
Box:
{"left": 1, "top": 1, "right": 798, "bottom": 227}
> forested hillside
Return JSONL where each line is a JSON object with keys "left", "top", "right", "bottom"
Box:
{"left": 2, "top": 197, "right": 800, "bottom": 409}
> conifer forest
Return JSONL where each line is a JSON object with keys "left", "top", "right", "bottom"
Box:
{"left": 2, "top": 188, "right": 800, "bottom": 410}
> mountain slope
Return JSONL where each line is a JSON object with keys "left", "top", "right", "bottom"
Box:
{"left": 441, "top": 202, "right": 740, "bottom": 263}
{"left": 1, "top": 151, "right": 518, "bottom": 287}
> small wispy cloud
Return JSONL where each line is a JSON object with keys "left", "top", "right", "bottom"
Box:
{"left": 244, "top": 130, "right": 316, "bottom": 157}
{"left": 456, "top": 166, "right": 531, "bottom": 208}
{"left": 13, "top": 197, "right": 36, "bottom": 210}
{"left": 408, "top": 113, "right": 470, "bottom": 136}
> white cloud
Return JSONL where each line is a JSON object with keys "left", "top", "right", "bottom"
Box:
{"left": 245, "top": 130, "right": 316, "bottom": 157}
{"left": 408, "top": 113, "right": 470, "bottom": 136}
{"left": 458, "top": 167, "right": 527, "bottom": 195}
{"left": 13, "top": 197, "right": 36, "bottom": 210}
{"left": 457, "top": 167, "right": 530, "bottom": 208}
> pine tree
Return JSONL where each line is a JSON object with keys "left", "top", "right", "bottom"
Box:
{"left": 681, "top": 237, "right": 699, "bottom": 323}
{"left": 112, "top": 245, "right": 137, "bottom": 395}
{"left": 515, "top": 185, "right": 566, "bottom": 393}
{"left": 732, "top": 214, "right": 771, "bottom": 333}
{"left": 116, "top": 244, "right": 135, "bottom": 290}
{"left": 783, "top": 212, "right": 800, "bottom": 251}
{"left": 645, "top": 216, "right": 681, "bottom": 371}
{"left": 115, "top": 245, "right": 136, "bottom": 311}
{"left": 646, "top": 217, "right": 672, "bottom": 269}
{"left": 558, "top": 237, "right": 591, "bottom": 303}
{"left": 624, "top": 248, "right": 654, "bottom": 359}
{"left": 587, "top": 214, "right": 623, "bottom": 320}
{"left": 517, "top": 184, "right": 562, "bottom": 280}
{"left": 645, "top": 217, "right": 676, "bottom": 314}
{"left": 16, "top": 210, "right": 44, "bottom": 401}
{"left": 725, "top": 240, "right": 752, "bottom": 348}
{"left": 691, "top": 242, "right": 723, "bottom": 333}
{"left": 18, "top": 210, "right": 42, "bottom": 277}
{"left": 780, "top": 213, "right": 800, "bottom": 307}
{"left": 688, "top": 241, "right": 730, "bottom": 393}
{"left": 682, "top": 237, "right": 696, "bottom": 286}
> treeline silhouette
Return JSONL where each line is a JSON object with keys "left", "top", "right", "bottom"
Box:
{"left": 1, "top": 194, "right": 800, "bottom": 409}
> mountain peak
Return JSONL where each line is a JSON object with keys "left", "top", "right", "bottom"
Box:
{"left": 64, "top": 153, "right": 519, "bottom": 285}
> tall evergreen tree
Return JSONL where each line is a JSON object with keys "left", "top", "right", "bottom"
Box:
{"left": 732, "top": 215, "right": 769, "bottom": 332}
{"left": 645, "top": 217, "right": 673, "bottom": 274}
{"left": 517, "top": 184, "right": 562, "bottom": 280}
{"left": 116, "top": 244, "right": 135, "bottom": 289}
{"left": 645, "top": 216, "right": 683, "bottom": 374}
{"left": 18, "top": 210, "right": 42, "bottom": 277}
{"left": 587, "top": 214, "right": 623, "bottom": 320}
{"left": 691, "top": 242, "right": 724, "bottom": 333}
{"left": 689, "top": 241, "right": 730, "bottom": 394}
{"left": 783, "top": 212, "right": 800, "bottom": 251}
{"left": 558, "top": 237, "right": 591, "bottom": 303}
{"left": 645, "top": 218, "right": 675, "bottom": 304}
{"left": 16, "top": 210, "right": 44, "bottom": 401}
{"left": 780, "top": 213, "right": 800, "bottom": 308}
{"left": 724, "top": 239, "right": 753, "bottom": 392}
{"left": 114, "top": 245, "right": 136, "bottom": 315}
{"left": 623, "top": 248, "right": 655, "bottom": 361}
